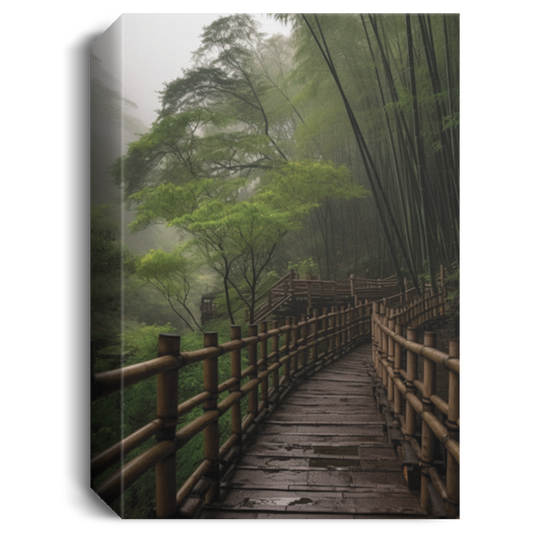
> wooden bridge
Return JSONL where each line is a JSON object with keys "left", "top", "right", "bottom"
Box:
{"left": 91, "top": 277, "right": 459, "bottom": 519}
{"left": 251, "top": 271, "right": 402, "bottom": 323}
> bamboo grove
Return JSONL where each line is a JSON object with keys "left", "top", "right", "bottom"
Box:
{"left": 278, "top": 14, "right": 459, "bottom": 293}
{"left": 113, "top": 14, "right": 459, "bottom": 327}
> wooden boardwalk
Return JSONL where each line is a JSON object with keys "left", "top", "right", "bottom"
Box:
{"left": 201, "top": 344, "right": 426, "bottom": 519}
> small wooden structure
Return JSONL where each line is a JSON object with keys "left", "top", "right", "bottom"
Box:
{"left": 200, "top": 294, "right": 217, "bottom": 325}
{"left": 253, "top": 272, "right": 402, "bottom": 323}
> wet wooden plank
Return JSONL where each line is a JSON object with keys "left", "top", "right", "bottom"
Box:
{"left": 258, "top": 423, "right": 385, "bottom": 436}
{"left": 268, "top": 413, "right": 385, "bottom": 424}
{"left": 227, "top": 469, "right": 309, "bottom": 489}
{"left": 209, "top": 488, "right": 424, "bottom": 515}
{"left": 306, "top": 470, "right": 413, "bottom": 491}
{"left": 248, "top": 433, "right": 391, "bottom": 446}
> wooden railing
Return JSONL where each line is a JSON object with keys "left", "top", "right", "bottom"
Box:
{"left": 91, "top": 301, "right": 374, "bottom": 518}
{"left": 91, "top": 272, "right": 458, "bottom": 519}
{"left": 371, "top": 290, "right": 459, "bottom": 518}
{"left": 254, "top": 271, "right": 402, "bottom": 323}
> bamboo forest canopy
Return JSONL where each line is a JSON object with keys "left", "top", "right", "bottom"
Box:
{"left": 113, "top": 13, "right": 459, "bottom": 325}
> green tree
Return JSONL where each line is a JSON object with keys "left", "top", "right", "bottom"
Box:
{"left": 114, "top": 15, "right": 371, "bottom": 325}
{"left": 135, "top": 247, "right": 203, "bottom": 331}
{"left": 128, "top": 160, "right": 366, "bottom": 324}
{"left": 160, "top": 14, "right": 291, "bottom": 161}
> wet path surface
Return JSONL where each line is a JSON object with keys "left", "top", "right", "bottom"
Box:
{"left": 201, "top": 344, "right": 426, "bottom": 519}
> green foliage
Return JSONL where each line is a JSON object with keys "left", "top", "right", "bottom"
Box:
{"left": 91, "top": 205, "right": 122, "bottom": 352}
{"left": 442, "top": 112, "right": 460, "bottom": 131}
{"left": 258, "top": 160, "right": 369, "bottom": 208}
{"left": 445, "top": 268, "right": 460, "bottom": 305}
{"left": 288, "top": 257, "right": 318, "bottom": 278}
{"left": 134, "top": 246, "right": 203, "bottom": 331}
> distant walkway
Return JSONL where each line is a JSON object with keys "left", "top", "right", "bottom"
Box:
{"left": 201, "top": 344, "right": 426, "bottom": 519}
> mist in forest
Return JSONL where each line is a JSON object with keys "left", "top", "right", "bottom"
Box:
{"left": 91, "top": 13, "right": 459, "bottom": 346}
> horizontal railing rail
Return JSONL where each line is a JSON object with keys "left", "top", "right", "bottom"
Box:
{"left": 92, "top": 301, "right": 374, "bottom": 518}
{"left": 371, "top": 290, "right": 459, "bottom": 518}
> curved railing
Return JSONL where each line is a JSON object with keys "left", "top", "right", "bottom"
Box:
{"left": 371, "top": 291, "right": 459, "bottom": 518}
{"left": 91, "top": 276, "right": 458, "bottom": 519}
{"left": 91, "top": 302, "right": 373, "bottom": 518}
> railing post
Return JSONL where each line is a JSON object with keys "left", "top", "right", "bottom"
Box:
{"left": 387, "top": 316, "right": 395, "bottom": 401}
{"left": 446, "top": 339, "right": 460, "bottom": 518}
{"left": 405, "top": 328, "right": 418, "bottom": 442}
{"left": 271, "top": 320, "right": 280, "bottom": 394}
{"left": 292, "top": 317, "right": 300, "bottom": 373}
{"left": 330, "top": 307, "right": 337, "bottom": 363}
{"left": 155, "top": 334, "right": 180, "bottom": 518}
{"left": 354, "top": 303, "right": 360, "bottom": 340}
{"left": 346, "top": 306, "right": 352, "bottom": 347}
{"left": 393, "top": 322, "right": 402, "bottom": 417}
{"left": 372, "top": 302, "right": 379, "bottom": 370}
{"left": 203, "top": 332, "right": 220, "bottom": 503}
{"left": 340, "top": 305, "right": 346, "bottom": 351}
{"left": 312, "top": 309, "right": 319, "bottom": 363}
{"left": 420, "top": 331, "right": 437, "bottom": 512}
{"left": 259, "top": 321, "right": 269, "bottom": 408}
{"left": 247, "top": 325, "right": 259, "bottom": 417}
{"left": 283, "top": 318, "right": 292, "bottom": 382}
{"left": 301, "top": 318, "right": 309, "bottom": 369}
{"left": 230, "top": 326, "right": 242, "bottom": 451}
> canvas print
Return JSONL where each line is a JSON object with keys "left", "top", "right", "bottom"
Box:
{"left": 90, "top": 13, "right": 459, "bottom": 519}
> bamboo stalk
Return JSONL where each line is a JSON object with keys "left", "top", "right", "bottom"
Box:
{"left": 292, "top": 317, "right": 299, "bottom": 372}
{"left": 284, "top": 317, "right": 292, "bottom": 380}
{"left": 91, "top": 419, "right": 165, "bottom": 477}
{"left": 330, "top": 307, "right": 337, "bottom": 364}
{"left": 230, "top": 325, "right": 242, "bottom": 448}
{"left": 155, "top": 334, "right": 180, "bottom": 518}
{"left": 271, "top": 320, "right": 280, "bottom": 392}
{"left": 387, "top": 317, "right": 395, "bottom": 401}
{"left": 247, "top": 325, "right": 259, "bottom": 417}
{"left": 202, "top": 332, "right": 220, "bottom": 503}
{"left": 259, "top": 322, "right": 269, "bottom": 405}
{"left": 95, "top": 439, "right": 175, "bottom": 505}
{"left": 176, "top": 459, "right": 211, "bottom": 507}
{"left": 420, "top": 331, "right": 437, "bottom": 512}
{"left": 446, "top": 338, "right": 460, "bottom": 518}
{"left": 394, "top": 323, "right": 402, "bottom": 416}
{"left": 93, "top": 354, "right": 182, "bottom": 399}
{"left": 301, "top": 319, "right": 309, "bottom": 368}
{"left": 312, "top": 310, "right": 319, "bottom": 363}
{"left": 217, "top": 391, "right": 242, "bottom": 415}
{"left": 175, "top": 410, "right": 219, "bottom": 447}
